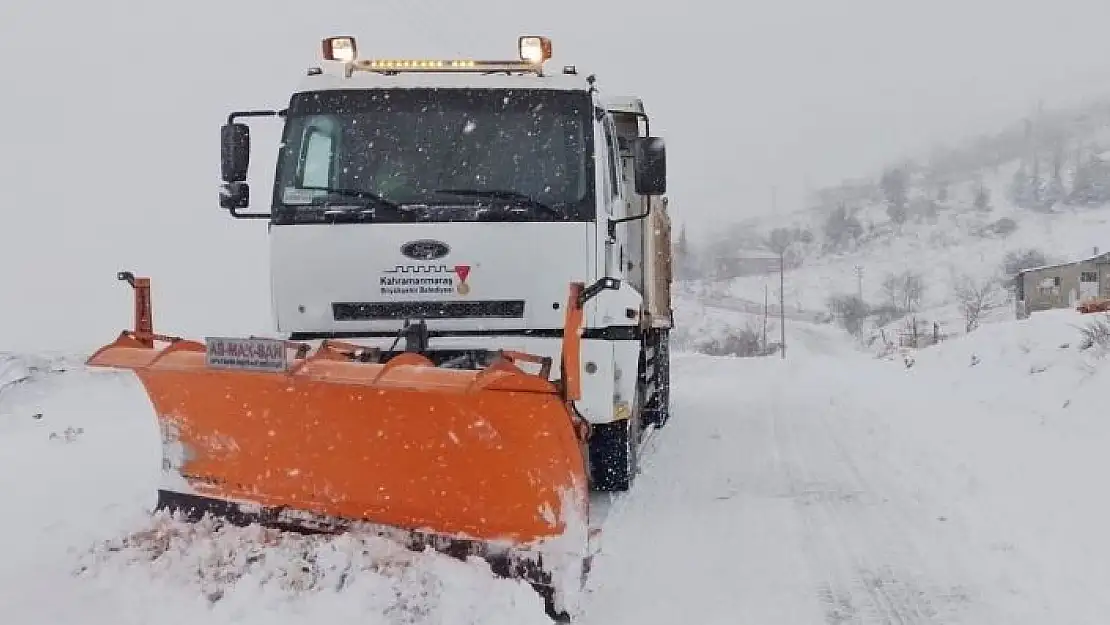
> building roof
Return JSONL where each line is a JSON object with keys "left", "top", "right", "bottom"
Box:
{"left": 1017, "top": 250, "right": 1110, "bottom": 276}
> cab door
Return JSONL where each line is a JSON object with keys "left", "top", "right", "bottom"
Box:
{"left": 600, "top": 114, "right": 630, "bottom": 283}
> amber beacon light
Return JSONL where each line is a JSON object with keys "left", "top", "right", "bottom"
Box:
{"left": 518, "top": 36, "right": 553, "bottom": 64}
{"left": 322, "top": 36, "right": 358, "bottom": 62}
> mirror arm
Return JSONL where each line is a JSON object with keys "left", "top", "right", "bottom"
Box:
{"left": 229, "top": 206, "right": 271, "bottom": 219}
{"left": 227, "top": 109, "right": 281, "bottom": 124}
{"left": 607, "top": 209, "right": 651, "bottom": 240}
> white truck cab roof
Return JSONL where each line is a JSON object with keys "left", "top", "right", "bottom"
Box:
{"left": 293, "top": 65, "right": 594, "bottom": 94}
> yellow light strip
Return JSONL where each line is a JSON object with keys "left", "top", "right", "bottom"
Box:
{"left": 347, "top": 59, "right": 544, "bottom": 76}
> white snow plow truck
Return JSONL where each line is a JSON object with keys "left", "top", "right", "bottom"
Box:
{"left": 86, "top": 34, "right": 673, "bottom": 620}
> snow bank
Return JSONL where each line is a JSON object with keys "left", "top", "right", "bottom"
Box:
{"left": 900, "top": 308, "right": 1110, "bottom": 432}
{"left": 864, "top": 309, "right": 1110, "bottom": 621}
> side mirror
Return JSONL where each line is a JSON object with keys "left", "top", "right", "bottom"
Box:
{"left": 220, "top": 181, "right": 249, "bottom": 210}
{"left": 218, "top": 110, "right": 280, "bottom": 219}
{"left": 632, "top": 136, "right": 666, "bottom": 196}
{"left": 221, "top": 123, "right": 251, "bottom": 182}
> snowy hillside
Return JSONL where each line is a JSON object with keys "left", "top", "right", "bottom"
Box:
{"left": 7, "top": 303, "right": 1110, "bottom": 623}
{"left": 679, "top": 99, "right": 1110, "bottom": 346}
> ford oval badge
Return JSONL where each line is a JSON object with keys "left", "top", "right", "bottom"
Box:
{"left": 400, "top": 239, "right": 451, "bottom": 260}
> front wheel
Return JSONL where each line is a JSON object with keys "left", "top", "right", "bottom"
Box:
{"left": 589, "top": 417, "right": 638, "bottom": 491}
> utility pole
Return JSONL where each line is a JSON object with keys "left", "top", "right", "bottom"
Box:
{"left": 854, "top": 265, "right": 864, "bottom": 300}
{"left": 779, "top": 251, "right": 786, "bottom": 359}
{"left": 763, "top": 283, "right": 769, "bottom": 353}
{"left": 772, "top": 184, "right": 785, "bottom": 359}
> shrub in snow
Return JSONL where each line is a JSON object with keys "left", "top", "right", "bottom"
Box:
{"left": 826, "top": 294, "right": 869, "bottom": 336}
{"left": 694, "top": 324, "right": 778, "bottom": 358}
{"left": 1077, "top": 315, "right": 1110, "bottom": 352}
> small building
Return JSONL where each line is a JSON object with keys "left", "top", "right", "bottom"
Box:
{"left": 1015, "top": 249, "right": 1110, "bottom": 318}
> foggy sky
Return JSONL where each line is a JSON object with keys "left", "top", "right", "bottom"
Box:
{"left": 2, "top": 0, "right": 1109, "bottom": 351}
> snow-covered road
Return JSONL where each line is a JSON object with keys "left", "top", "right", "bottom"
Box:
{"left": 580, "top": 313, "right": 1110, "bottom": 624}
{"left": 4, "top": 309, "right": 1110, "bottom": 624}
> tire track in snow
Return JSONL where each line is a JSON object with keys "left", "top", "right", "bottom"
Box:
{"left": 769, "top": 379, "right": 898, "bottom": 624}
{"left": 769, "top": 362, "right": 972, "bottom": 624}
{"left": 578, "top": 354, "right": 826, "bottom": 625}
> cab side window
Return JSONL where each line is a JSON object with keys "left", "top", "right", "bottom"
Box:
{"left": 602, "top": 117, "right": 622, "bottom": 201}
{"left": 296, "top": 117, "right": 338, "bottom": 189}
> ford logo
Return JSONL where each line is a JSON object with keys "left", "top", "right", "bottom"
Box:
{"left": 400, "top": 239, "right": 451, "bottom": 260}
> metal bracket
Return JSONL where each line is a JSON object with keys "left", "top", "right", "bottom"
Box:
{"left": 577, "top": 277, "right": 621, "bottom": 308}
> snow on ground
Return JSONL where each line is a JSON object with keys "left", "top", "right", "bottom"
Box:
{"left": 6, "top": 304, "right": 1110, "bottom": 623}
{"left": 580, "top": 307, "right": 1110, "bottom": 624}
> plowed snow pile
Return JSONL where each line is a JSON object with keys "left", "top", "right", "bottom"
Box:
{"left": 0, "top": 364, "right": 551, "bottom": 625}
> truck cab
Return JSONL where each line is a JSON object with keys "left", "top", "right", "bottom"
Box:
{"left": 218, "top": 36, "right": 672, "bottom": 491}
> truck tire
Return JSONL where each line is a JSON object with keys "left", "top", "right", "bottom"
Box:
{"left": 589, "top": 416, "right": 638, "bottom": 491}
{"left": 642, "top": 329, "right": 671, "bottom": 428}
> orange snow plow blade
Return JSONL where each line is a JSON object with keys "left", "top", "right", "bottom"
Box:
{"left": 85, "top": 271, "right": 613, "bottom": 616}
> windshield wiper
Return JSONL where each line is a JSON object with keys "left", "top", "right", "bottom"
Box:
{"left": 295, "top": 186, "right": 404, "bottom": 213}
{"left": 433, "top": 188, "right": 561, "bottom": 218}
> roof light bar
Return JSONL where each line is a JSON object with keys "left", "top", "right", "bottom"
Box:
{"left": 320, "top": 35, "right": 557, "bottom": 77}
{"left": 348, "top": 59, "right": 546, "bottom": 75}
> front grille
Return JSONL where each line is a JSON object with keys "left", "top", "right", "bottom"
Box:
{"left": 333, "top": 300, "right": 526, "bottom": 321}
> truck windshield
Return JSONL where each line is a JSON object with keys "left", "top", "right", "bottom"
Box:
{"left": 272, "top": 88, "right": 595, "bottom": 224}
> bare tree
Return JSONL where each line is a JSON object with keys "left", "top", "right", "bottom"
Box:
{"left": 1001, "top": 248, "right": 1047, "bottom": 285}
{"left": 881, "top": 273, "right": 900, "bottom": 310}
{"left": 881, "top": 270, "right": 926, "bottom": 314}
{"left": 954, "top": 275, "right": 1001, "bottom": 333}
{"left": 900, "top": 272, "right": 925, "bottom": 312}
{"left": 766, "top": 228, "right": 792, "bottom": 255}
